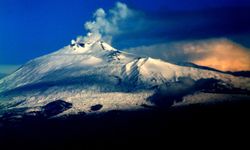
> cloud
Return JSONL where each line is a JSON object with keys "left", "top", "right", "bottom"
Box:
{"left": 75, "top": 2, "right": 250, "bottom": 49}
{"left": 77, "top": 2, "right": 133, "bottom": 44}
{"left": 124, "top": 38, "right": 250, "bottom": 72}
{"left": 191, "top": 39, "right": 250, "bottom": 71}
{"left": 74, "top": 2, "right": 250, "bottom": 72}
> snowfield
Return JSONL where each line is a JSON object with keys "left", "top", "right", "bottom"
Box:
{"left": 0, "top": 34, "right": 249, "bottom": 118}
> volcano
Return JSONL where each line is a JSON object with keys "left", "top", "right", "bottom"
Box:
{"left": 0, "top": 34, "right": 249, "bottom": 120}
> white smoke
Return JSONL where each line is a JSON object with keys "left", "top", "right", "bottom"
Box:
{"left": 77, "top": 2, "right": 132, "bottom": 44}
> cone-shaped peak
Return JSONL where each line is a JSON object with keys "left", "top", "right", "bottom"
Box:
{"left": 68, "top": 33, "right": 116, "bottom": 54}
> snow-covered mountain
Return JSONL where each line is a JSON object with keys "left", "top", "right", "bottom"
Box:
{"left": 0, "top": 35, "right": 249, "bottom": 119}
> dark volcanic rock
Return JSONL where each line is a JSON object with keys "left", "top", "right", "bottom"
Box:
{"left": 1, "top": 98, "right": 250, "bottom": 149}
{"left": 0, "top": 100, "right": 72, "bottom": 122}
{"left": 90, "top": 104, "right": 103, "bottom": 111}
{"left": 42, "top": 100, "right": 72, "bottom": 117}
{"left": 149, "top": 77, "right": 249, "bottom": 108}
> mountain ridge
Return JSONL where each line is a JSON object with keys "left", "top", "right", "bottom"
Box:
{"left": 0, "top": 37, "right": 249, "bottom": 119}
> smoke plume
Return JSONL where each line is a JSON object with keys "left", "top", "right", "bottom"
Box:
{"left": 77, "top": 2, "right": 132, "bottom": 44}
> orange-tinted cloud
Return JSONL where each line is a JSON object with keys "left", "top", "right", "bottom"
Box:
{"left": 125, "top": 38, "right": 250, "bottom": 72}
{"left": 186, "top": 39, "right": 250, "bottom": 71}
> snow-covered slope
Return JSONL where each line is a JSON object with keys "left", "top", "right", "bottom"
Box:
{"left": 0, "top": 35, "right": 249, "bottom": 118}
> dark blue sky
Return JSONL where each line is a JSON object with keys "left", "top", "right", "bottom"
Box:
{"left": 1, "top": 0, "right": 250, "bottom": 64}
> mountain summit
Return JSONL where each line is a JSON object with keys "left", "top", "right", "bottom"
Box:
{"left": 0, "top": 37, "right": 249, "bottom": 119}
